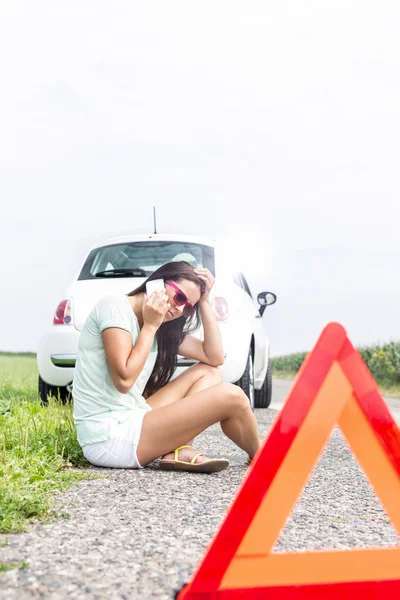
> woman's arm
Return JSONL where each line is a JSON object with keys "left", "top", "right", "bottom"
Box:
{"left": 194, "top": 267, "right": 225, "bottom": 366}
{"left": 102, "top": 324, "right": 157, "bottom": 394}
{"left": 102, "top": 290, "right": 169, "bottom": 394}
{"left": 200, "top": 299, "right": 225, "bottom": 366}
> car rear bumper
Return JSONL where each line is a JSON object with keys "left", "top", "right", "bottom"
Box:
{"left": 37, "top": 323, "right": 252, "bottom": 388}
{"left": 37, "top": 327, "right": 79, "bottom": 387}
{"left": 41, "top": 353, "right": 228, "bottom": 387}
{"left": 46, "top": 353, "right": 226, "bottom": 386}
{"left": 48, "top": 353, "right": 200, "bottom": 369}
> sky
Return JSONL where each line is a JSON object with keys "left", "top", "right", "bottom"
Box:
{"left": 0, "top": 1, "right": 399, "bottom": 357}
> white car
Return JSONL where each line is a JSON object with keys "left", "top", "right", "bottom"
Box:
{"left": 37, "top": 233, "right": 277, "bottom": 409}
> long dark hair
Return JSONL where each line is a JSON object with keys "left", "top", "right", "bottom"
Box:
{"left": 127, "top": 261, "right": 206, "bottom": 399}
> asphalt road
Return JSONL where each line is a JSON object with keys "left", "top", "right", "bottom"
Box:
{"left": 1, "top": 379, "right": 399, "bottom": 599}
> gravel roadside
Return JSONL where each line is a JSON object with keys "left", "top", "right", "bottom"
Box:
{"left": 1, "top": 408, "right": 399, "bottom": 600}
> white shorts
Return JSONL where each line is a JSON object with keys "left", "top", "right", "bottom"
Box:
{"left": 82, "top": 410, "right": 149, "bottom": 469}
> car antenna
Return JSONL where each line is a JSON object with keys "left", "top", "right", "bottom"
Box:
{"left": 153, "top": 206, "right": 157, "bottom": 234}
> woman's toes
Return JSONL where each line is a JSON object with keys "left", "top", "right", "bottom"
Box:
{"left": 161, "top": 452, "right": 174, "bottom": 461}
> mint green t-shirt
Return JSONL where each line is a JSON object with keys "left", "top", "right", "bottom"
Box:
{"left": 72, "top": 294, "right": 157, "bottom": 446}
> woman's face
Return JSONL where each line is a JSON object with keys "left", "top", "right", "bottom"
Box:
{"left": 164, "top": 279, "right": 202, "bottom": 320}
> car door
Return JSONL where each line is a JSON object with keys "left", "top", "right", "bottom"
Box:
{"left": 237, "top": 272, "right": 268, "bottom": 385}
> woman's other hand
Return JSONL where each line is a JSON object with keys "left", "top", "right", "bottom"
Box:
{"left": 142, "top": 290, "right": 170, "bottom": 331}
{"left": 194, "top": 268, "right": 214, "bottom": 302}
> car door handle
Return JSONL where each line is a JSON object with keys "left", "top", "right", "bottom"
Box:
{"left": 254, "top": 314, "right": 261, "bottom": 318}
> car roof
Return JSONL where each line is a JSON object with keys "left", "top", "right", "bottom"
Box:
{"left": 89, "top": 233, "right": 217, "bottom": 251}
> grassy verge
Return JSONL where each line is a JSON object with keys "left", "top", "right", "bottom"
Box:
{"left": 271, "top": 369, "right": 400, "bottom": 398}
{"left": 271, "top": 340, "right": 400, "bottom": 399}
{"left": 0, "top": 355, "right": 102, "bottom": 535}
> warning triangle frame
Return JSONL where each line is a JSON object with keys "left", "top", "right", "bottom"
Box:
{"left": 177, "top": 323, "right": 400, "bottom": 599}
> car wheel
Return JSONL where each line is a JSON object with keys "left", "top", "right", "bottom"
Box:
{"left": 255, "top": 361, "right": 272, "bottom": 408}
{"left": 38, "top": 376, "right": 71, "bottom": 406}
{"left": 233, "top": 349, "right": 255, "bottom": 412}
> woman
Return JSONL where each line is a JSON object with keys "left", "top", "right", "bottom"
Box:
{"left": 73, "top": 261, "right": 261, "bottom": 473}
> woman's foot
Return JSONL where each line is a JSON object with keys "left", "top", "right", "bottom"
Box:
{"left": 161, "top": 447, "right": 208, "bottom": 464}
{"left": 159, "top": 445, "right": 230, "bottom": 473}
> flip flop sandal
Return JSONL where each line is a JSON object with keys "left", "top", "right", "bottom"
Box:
{"left": 159, "top": 445, "right": 229, "bottom": 473}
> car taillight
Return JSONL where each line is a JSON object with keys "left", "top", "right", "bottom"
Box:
{"left": 53, "top": 299, "right": 73, "bottom": 325}
{"left": 212, "top": 297, "right": 229, "bottom": 322}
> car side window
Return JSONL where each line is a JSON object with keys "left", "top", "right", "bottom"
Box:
{"left": 233, "top": 272, "right": 243, "bottom": 288}
{"left": 240, "top": 273, "right": 253, "bottom": 299}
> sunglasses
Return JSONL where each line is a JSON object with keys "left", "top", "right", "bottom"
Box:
{"left": 165, "top": 280, "right": 195, "bottom": 316}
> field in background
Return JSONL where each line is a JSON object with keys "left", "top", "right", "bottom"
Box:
{"left": 271, "top": 341, "right": 400, "bottom": 398}
{"left": 0, "top": 343, "right": 398, "bottom": 537}
{"left": 0, "top": 354, "right": 99, "bottom": 535}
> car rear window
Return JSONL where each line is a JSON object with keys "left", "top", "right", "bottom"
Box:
{"left": 78, "top": 241, "right": 215, "bottom": 280}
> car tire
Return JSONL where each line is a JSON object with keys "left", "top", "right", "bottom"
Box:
{"left": 38, "top": 376, "right": 71, "bottom": 406}
{"left": 233, "top": 349, "right": 255, "bottom": 412}
{"left": 254, "top": 361, "right": 272, "bottom": 408}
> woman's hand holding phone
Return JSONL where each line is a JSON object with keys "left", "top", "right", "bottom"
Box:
{"left": 142, "top": 290, "right": 170, "bottom": 331}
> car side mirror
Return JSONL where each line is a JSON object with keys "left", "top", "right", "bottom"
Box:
{"left": 257, "top": 291, "right": 277, "bottom": 317}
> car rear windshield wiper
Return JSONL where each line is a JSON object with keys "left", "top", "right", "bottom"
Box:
{"left": 95, "top": 268, "right": 148, "bottom": 278}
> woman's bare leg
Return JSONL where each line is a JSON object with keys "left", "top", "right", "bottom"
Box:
{"left": 136, "top": 382, "right": 260, "bottom": 467}
{"left": 145, "top": 363, "right": 223, "bottom": 411}
{"left": 145, "top": 363, "right": 223, "bottom": 464}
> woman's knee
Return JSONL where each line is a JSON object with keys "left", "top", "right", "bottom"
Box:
{"left": 194, "top": 363, "right": 223, "bottom": 381}
{"left": 218, "top": 382, "right": 250, "bottom": 414}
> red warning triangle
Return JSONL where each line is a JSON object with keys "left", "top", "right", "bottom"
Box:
{"left": 177, "top": 323, "right": 400, "bottom": 599}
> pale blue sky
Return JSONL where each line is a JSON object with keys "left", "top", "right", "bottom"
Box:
{"left": 0, "top": 1, "right": 399, "bottom": 355}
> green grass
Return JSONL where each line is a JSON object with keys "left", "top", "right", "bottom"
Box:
{"left": 0, "top": 560, "right": 29, "bottom": 573}
{"left": 271, "top": 340, "right": 400, "bottom": 399}
{"left": 0, "top": 352, "right": 36, "bottom": 358}
{"left": 0, "top": 355, "right": 103, "bottom": 535}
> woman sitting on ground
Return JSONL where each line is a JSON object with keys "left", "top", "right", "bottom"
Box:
{"left": 73, "top": 261, "right": 260, "bottom": 473}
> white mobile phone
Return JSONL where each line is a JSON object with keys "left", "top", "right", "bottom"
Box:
{"left": 146, "top": 278, "right": 165, "bottom": 296}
